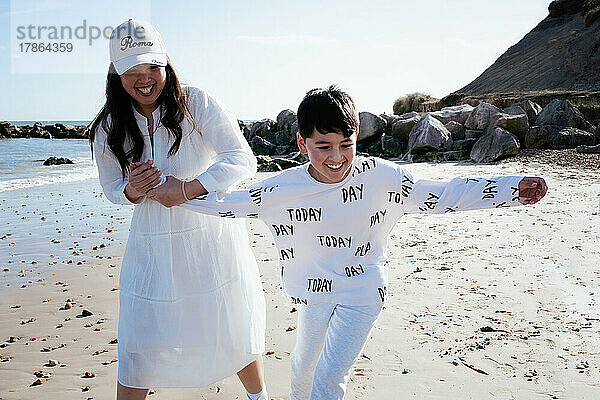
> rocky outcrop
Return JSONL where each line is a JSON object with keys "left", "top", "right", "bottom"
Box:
{"left": 525, "top": 126, "right": 596, "bottom": 149}
{"left": 256, "top": 155, "right": 304, "bottom": 172}
{"left": 512, "top": 100, "right": 542, "bottom": 126}
{"left": 391, "top": 114, "right": 421, "bottom": 142}
{"left": 43, "top": 157, "right": 74, "bottom": 166}
{"left": 470, "top": 127, "right": 520, "bottom": 163}
{"left": 454, "top": 1, "right": 600, "bottom": 95}
{"left": 490, "top": 112, "right": 529, "bottom": 144}
{"left": 444, "top": 121, "right": 465, "bottom": 140}
{"left": 534, "top": 99, "right": 593, "bottom": 131}
{"left": 408, "top": 115, "right": 453, "bottom": 154}
{"left": 236, "top": 96, "right": 598, "bottom": 164}
{"left": 464, "top": 103, "right": 503, "bottom": 131}
{"left": 577, "top": 144, "right": 600, "bottom": 154}
{"left": 0, "top": 121, "right": 87, "bottom": 139}
{"left": 358, "top": 112, "right": 387, "bottom": 141}
{"left": 429, "top": 104, "right": 474, "bottom": 125}
{"left": 250, "top": 136, "right": 276, "bottom": 155}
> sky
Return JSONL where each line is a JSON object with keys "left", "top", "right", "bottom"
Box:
{"left": 0, "top": 0, "right": 552, "bottom": 122}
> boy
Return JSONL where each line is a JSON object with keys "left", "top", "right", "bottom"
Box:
{"left": 148, "top": 85, "right": 547, "bottom": 399}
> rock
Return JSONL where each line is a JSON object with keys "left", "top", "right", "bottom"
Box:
{"left": 358, "top": 112, "right": 387, "bottom": 142}
{"left": 464, "top": 102, "right": 502, "bottom": 130}
{"left": 391, "top": 115, "right": 421, "bottom": 142}
{"left": 465, "top": 129, "right": 486, "bottom": 140}
{"left": 513, "top": 100, "right": 542, "bottom": 126}
{"left": 503, "top": 104, "right": 526, "bottom": 116}
{"left": 256, "top": 156, "right": 283, "bottom": 172}
{"left": 398, "top": 111, "right": 420, "bottom": 120}
{"left": 380, "top": 134, "right": 406, "bottom": 157}
{"left": 80, "top": 309, "right": 93, "bottom": 317}
{"left": 250, "top": 136, "right": 276, "bottom": 155}
{"left": 285, "top": 151, "right": 309, "bottom": 164}
{"left": 408, "top": 114, "right": 453, "bottom": 154}
{"left": 577, "top": 144, "right": 600, "bottom": 153}
{"left": 265, "top": 130, "right": 296, "bottom": 147}
{"left": 429, "top": 104, "right": 474, "bottom": 124}
{"left": 380, "top": 113, "right": 400, "bottom": 126}
{"left": 534, "top": 99, "right": 591, "bottom": 130}
{"left": 250, "top": 119, "right": 277, "bottom": 138}
{"left": 409, "top": 153, "right": 436, "bottom": 163}
{"left": 357, "top": 135, "right": 383, "bottom": 156}
{"left": 276, "top": 109, "right": 297, "bottom": 134}
{"left": 444, "top": 121, "right": 465, "bottom": 140}
{"left": 551, "top": 127, "right": 596, "bottom": 148}
{"left": 82, "top": 371, "right": 96, "bottom": 378}
{"left": 64, "top": 302, "right": 72, "bottom": 310}
{"left": 273, "top": 145, "right": 295, "bottom": 155}
{"left": 448, "top": 138, "right": 476, "bottom": 152}
{"left": 109, "top": 338, "right": 118, "bottom": 344}
{"left": 30, "top": 378, "right": 46, "bottom": 386}
{"left": 43, "top": 157, "right": 74, "bottom": 166}
{"left": 47, "top": 359, "right": 59, "bottom": 367}
{"left": 435, "top": 150, "right": 471, "bottom": 161}
{"left": 525, "top": 126, "right": 596, "bottom": 149}
{"left": 470, "top": 127, "right": 520, "bottom": 163}
{"left": 491, "top": 112, "right": 529, "bottom": 143}
{"left": 272, "top": 157, "right": 303, "bottom": 170}
{"left": 238, "top": 120, "right": 254, "bottom": 140}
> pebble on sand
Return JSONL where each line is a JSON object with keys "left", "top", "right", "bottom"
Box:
{"left": 82, "top": 371, "right": 96, "bottom": 378}
{"left": 80, "top": 309, "right": 93, "bottom": 317}
{"left": 30, "top": 378, "right": 46, "bottom": 386}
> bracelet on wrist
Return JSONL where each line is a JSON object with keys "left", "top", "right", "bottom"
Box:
{"left": 182, "top": 180, "right": 190, "bottom": 201}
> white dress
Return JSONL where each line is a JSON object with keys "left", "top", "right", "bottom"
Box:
{"left": 93, "top": 87, "right": 265, "bottom": 388}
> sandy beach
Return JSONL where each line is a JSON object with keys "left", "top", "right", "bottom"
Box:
{"left": 1, "top": 154, "right": 599, "bottom": 399}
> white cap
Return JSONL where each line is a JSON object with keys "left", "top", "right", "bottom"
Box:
{"left": 109, "top": 19, "right": 167, "bottom": 75}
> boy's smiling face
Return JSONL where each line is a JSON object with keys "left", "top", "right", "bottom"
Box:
{"left": 297, "top": 128, "right": 356, "bottom": 184}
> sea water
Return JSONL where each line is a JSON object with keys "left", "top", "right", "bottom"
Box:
{"left": 0, "top": 138, "right": 133, "bottom": 290}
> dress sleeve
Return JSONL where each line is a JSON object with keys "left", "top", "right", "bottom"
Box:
{"left": 179, "top": 186, "right": 264, "bottom": 220}
{"left": 191, "top": 89, "right": 257, "bottom": 192}
{"left": 93, "top": 124, "right": 138, "bottom": 205}
{"left": 400, "top": 167, "right": 523, "bottom": 214}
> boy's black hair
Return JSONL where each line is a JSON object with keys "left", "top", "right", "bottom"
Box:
{"left": 297, "top": 84, "right": 358, "bottom": 139}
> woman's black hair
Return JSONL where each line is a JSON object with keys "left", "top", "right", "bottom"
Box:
{"left": 88, "top": 59, "right": 195, "bottom": 179}
{"left": 296, "top": 84, "right": 358, "bottom": 139}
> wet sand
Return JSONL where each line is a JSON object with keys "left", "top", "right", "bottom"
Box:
{"left": 1, "top": 157, "right": 599, "bottom": 399}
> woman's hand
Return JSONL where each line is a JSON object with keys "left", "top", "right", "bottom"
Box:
{"left": 146, "top": 176, "right": 186, "bottom": 208}
{"left": 125, "top": 160, "right": 162, "bottom": 201}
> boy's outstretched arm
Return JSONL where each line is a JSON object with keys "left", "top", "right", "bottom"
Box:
{"left": 177, "top": 186, "right": 263, "bottom": 220}
{"left": 400, "top": 168, "right": 547, "bottom": 214}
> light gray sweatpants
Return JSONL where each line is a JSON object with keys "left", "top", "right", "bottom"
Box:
{"left": 290, "top": 302, "right": 383, "bottom": 400}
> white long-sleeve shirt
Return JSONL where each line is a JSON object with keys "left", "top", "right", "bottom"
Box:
{"left": 180, "top": 156, "right": 523, "bottom": 305}
{"left": 94, "top": 86, "right": 257, "bottom": 205}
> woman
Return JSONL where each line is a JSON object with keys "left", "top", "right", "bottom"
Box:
{"left": 90, "top": 19, "right": 267, "bottom": 400}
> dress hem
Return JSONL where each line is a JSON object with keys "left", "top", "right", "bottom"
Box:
{"left": 117, "top": 352, "right": 262, "bottom": 389}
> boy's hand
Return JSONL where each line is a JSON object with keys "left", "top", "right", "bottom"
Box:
{"left": 518, "top": 177, "right": 547, "bottom": 205}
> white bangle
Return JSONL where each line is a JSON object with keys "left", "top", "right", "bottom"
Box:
{"left": 182, "top": 180, "right": 190, "bottom": 201}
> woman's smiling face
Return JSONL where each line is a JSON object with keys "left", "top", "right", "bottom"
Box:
{"left": 119, "top": 64, "right": 166, "bottom": 110}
